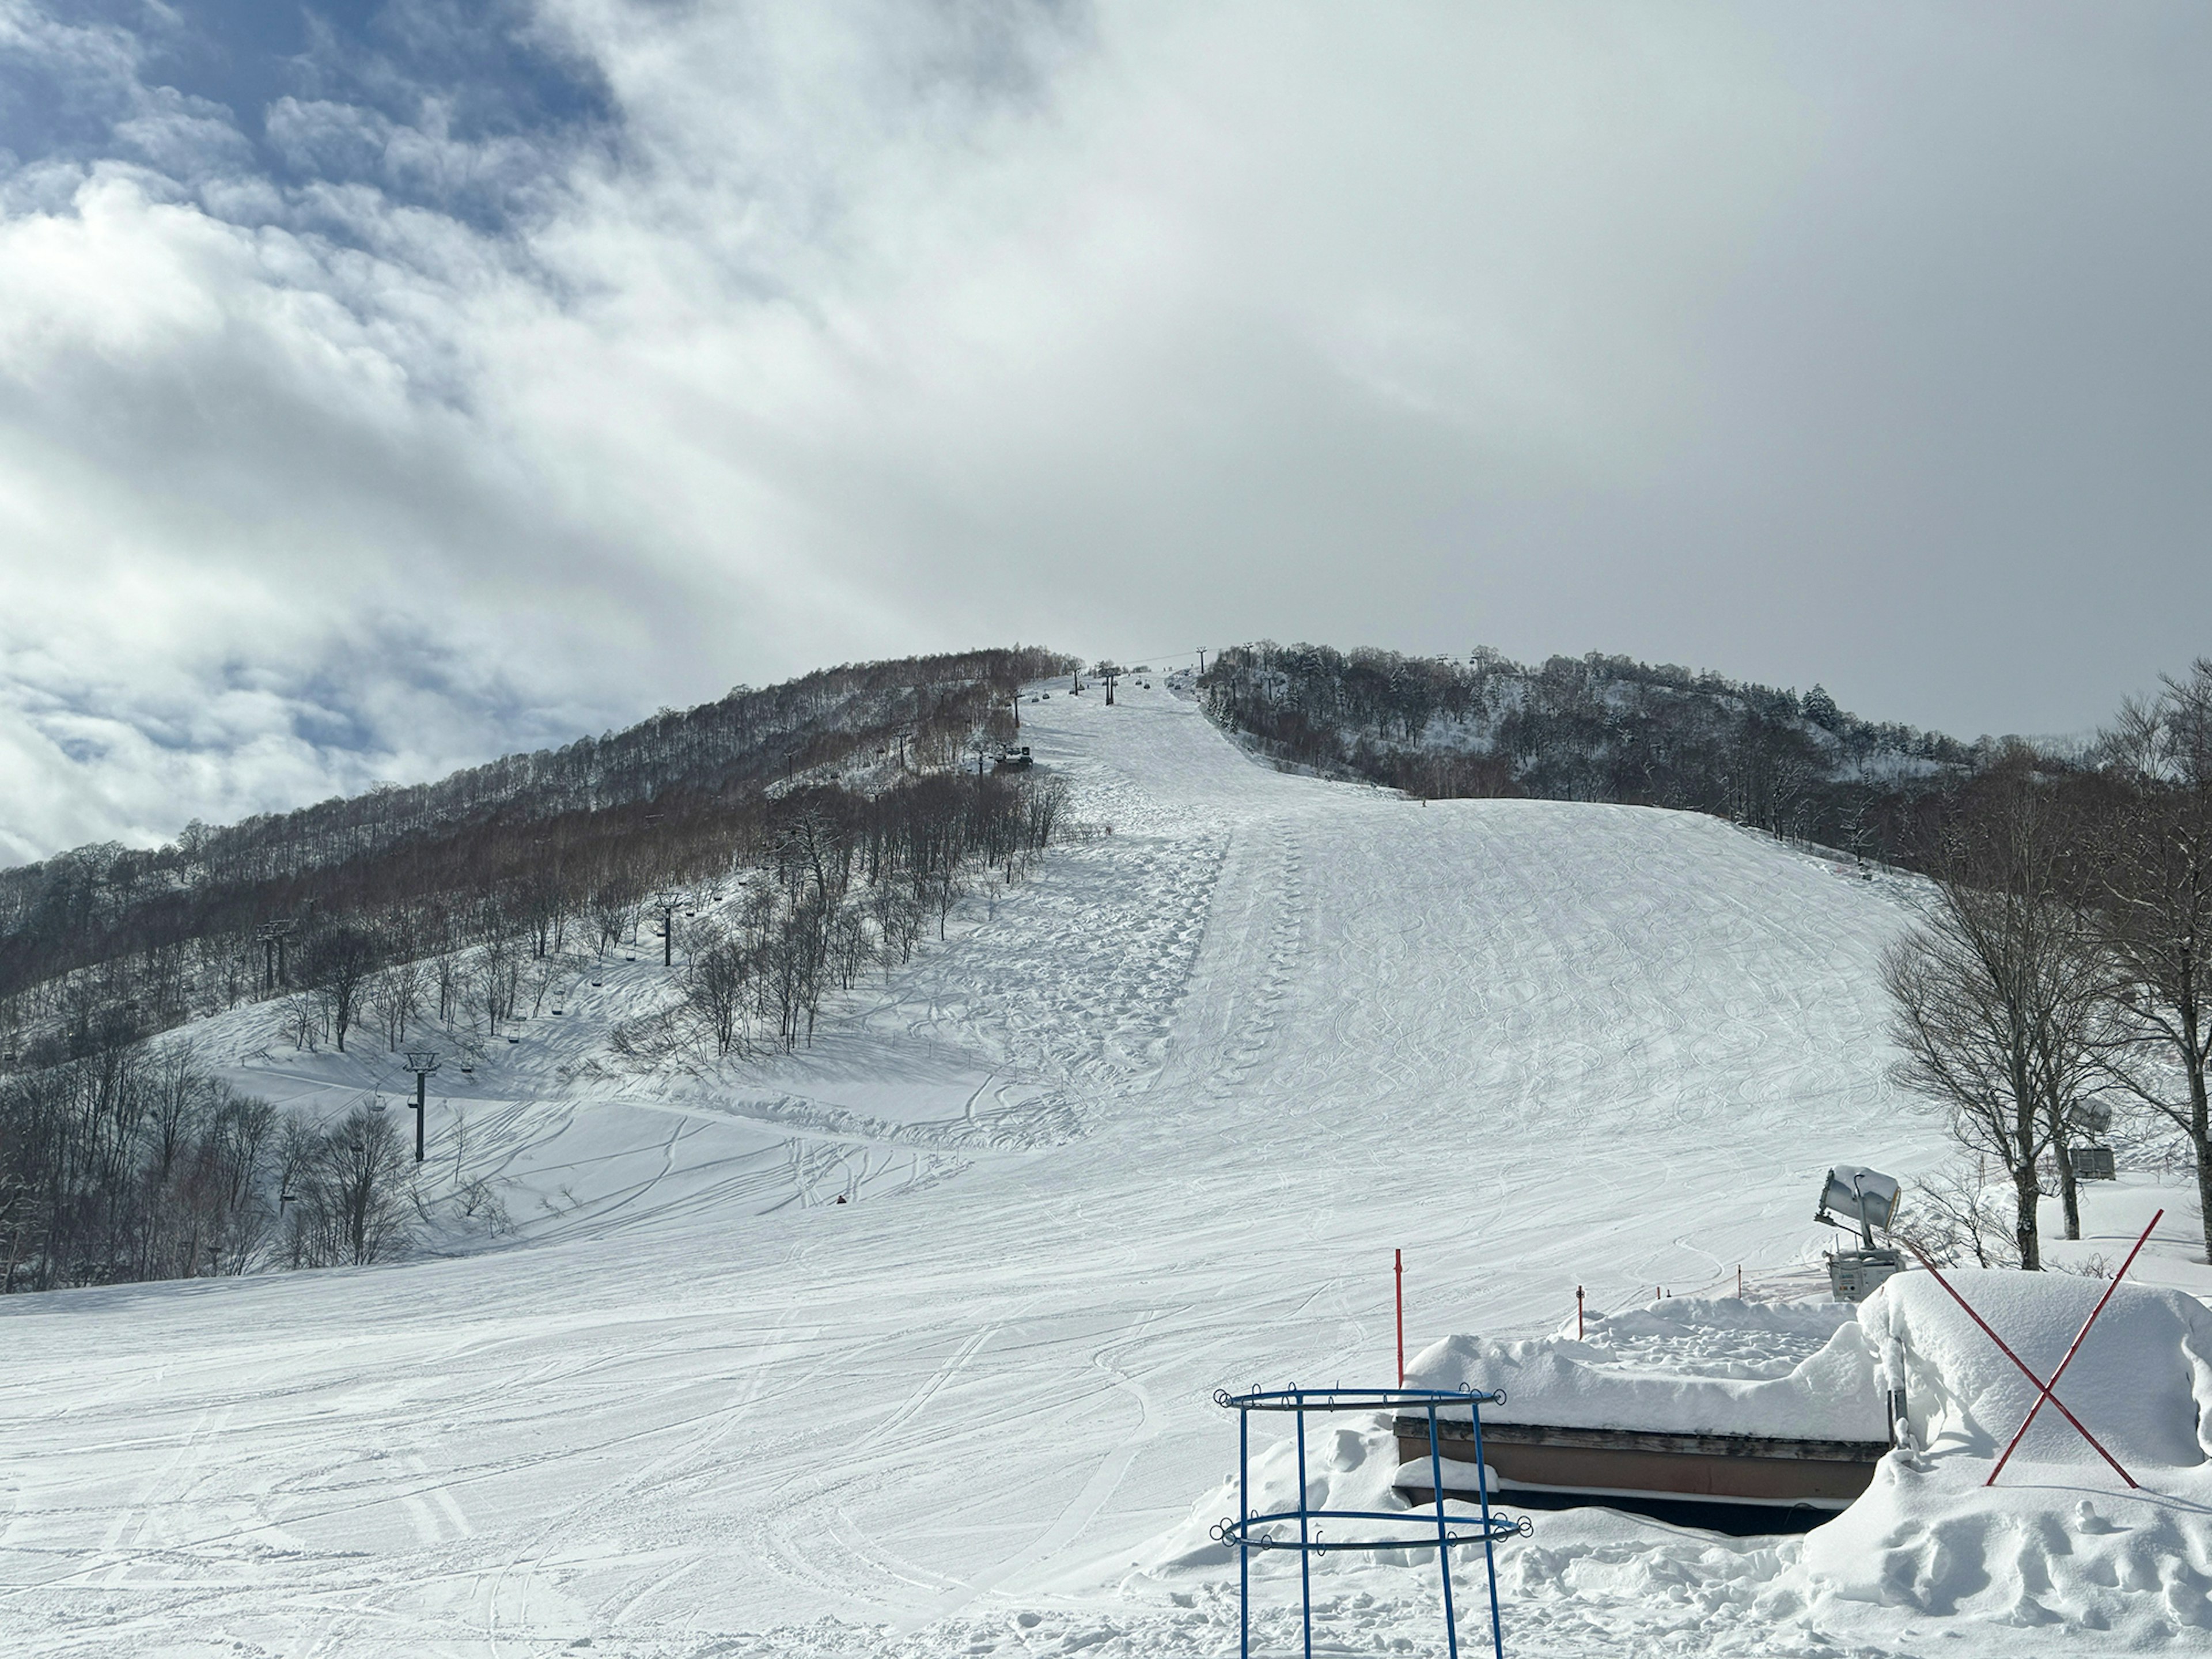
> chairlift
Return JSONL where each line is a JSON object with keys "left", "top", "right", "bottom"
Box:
{"left": 591, "top": 979, "right": 603, "bottom": 987}
{"left": 507, "top": 1036, "right": 520, "bottom": 1044}
{"left": 459, "top": 1059, "right": 475, "bottom": 1075}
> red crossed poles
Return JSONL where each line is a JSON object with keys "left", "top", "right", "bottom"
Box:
{"left": 1897, "top": 1209, "right": 2163, "bottom": 1490}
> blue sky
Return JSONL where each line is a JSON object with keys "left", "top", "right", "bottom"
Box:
{"left": 2, "top": 2, "right": 2210, "bottom": 861}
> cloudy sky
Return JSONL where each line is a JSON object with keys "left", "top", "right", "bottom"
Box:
{"left": 1, "top": 1, "right": 2207, "bottom": 862}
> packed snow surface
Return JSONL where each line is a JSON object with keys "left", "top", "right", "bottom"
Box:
{"left": 4, "top": 681, "right": 2206, "bottom": 1656}
{"left": 1404, "top": 1302, "right": 1889, "bottom": 1441}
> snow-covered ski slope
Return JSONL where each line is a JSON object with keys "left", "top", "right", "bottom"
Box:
{"left": 7, "top": 681, "right": 2165, "bottom": 1657}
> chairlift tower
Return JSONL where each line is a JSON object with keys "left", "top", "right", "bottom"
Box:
{"left": 404, "top": 1050, "right": 440, "bottom": 1163}
{"left": 255, "top": 920, "right": 297, "bottom": 993}
{"left": 654, "top": 893, "right": 678, "bottom": 967}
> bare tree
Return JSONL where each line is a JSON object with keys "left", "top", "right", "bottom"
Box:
{"left": 366, "top": 958, "right": 426, "bottom": 1051}
{"left": 1883, "top": 768, "right": 2103, "bottom": 1268}
{"left": 523, "top": 953, "right": 569, "bottom": 1017}
{"left": 682, "top": 926, "right": 755, "bottom": 1056}
{"left": 2093, "top": 658, "right": 2212, "bottom": 1261}
{"left": 302, "top": 1104, "right": 412, "bottom": 1266}
{"left": 590, "top": 880, "right": 640, "bottom": 959}
{"left": 472, "top": 941, "right": 518, "bottom": 1038}
{"left": 1891, "top": 1157, "right": 2018, "bottom": 1269}
{"left": 428, "top": 950, "right": 461, "bottom": 1024}
{"left": 139, "top": 1041, "right": 207, "bottom": 1183}
{"left": 301, "top": 925, "right": 382, "bottom": 1054}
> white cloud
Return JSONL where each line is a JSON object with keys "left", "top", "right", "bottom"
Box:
{"left": 2, "top": 0, "right": 2210, "bottom": 858}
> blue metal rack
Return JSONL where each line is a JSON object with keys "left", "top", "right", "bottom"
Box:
{"left": 1211, "top": 1385, "right": 1528, "bottom": 1659}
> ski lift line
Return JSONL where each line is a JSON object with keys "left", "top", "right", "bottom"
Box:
{"left": 1986, "top": 1208, "right": 2162, "bottom": 1489}
{"left": 1081, "top": 646, "right": 1203, "bottom": 669}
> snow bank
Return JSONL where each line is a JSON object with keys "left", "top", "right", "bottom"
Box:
{"left": 1268, "top": 1277, "right": 2212, "bottom": 1646}
{"left": 1762, "top": 1270, "right": 2212, "bottom": 1637}
{"left": 1859, "top": 1268, "right": 2212, "bottom": 1467}
{"left": 1403, "top": 1297, "right": 1888, "bottom": 1441}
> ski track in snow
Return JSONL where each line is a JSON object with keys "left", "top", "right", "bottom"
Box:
{"left": 2, "top": 681, "right": 2176, "bottom": 1656}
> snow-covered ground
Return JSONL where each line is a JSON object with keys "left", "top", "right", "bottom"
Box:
{"left": 3, "top": 681, "right": 2203, "bottom": 1656}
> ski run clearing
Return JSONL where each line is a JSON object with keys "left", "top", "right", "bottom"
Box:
{"left": 6, "top": 679, "right": 2210, "bottom": 1657}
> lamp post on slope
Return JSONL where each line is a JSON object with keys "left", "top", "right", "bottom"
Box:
{"left": 404, "top": 1050, "right": 440, "bottom": 1163}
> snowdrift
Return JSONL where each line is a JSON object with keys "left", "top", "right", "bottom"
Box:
{"left": 1863, "top": 1268, "right": 2212, "bottom": 1468}
{"left": 1165, "top": 1274, "right": 2212, "bottom": 1645}
{"left": 1404, "top": 1302, "right": 1888, "bottom": 1442}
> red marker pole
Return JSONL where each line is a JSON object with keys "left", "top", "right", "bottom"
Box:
{"left": 1575, "top": 1285, "right": 1584, "bottom": 1339}
{"left": 1395, "top": 1248, "right": 1404, "bottom": 1386}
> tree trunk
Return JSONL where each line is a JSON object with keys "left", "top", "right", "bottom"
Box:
{"left": 2194, "top": 1069, "right": 2212, "bottom": 1266}
{"left": 2049, "top": 1114, "right": 2081, "bottom": 1241}
{"left": 2014, "top": 1162, "right": 2042, "bottom": 1271}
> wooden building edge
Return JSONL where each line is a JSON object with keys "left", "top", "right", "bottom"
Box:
{"left": 1391, "top": 1414, "right": 1891, "bottom": 1537}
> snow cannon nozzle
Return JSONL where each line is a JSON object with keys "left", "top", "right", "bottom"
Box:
{"left": 1816, "top": 1164, "right": 1900, "bottom": 1248}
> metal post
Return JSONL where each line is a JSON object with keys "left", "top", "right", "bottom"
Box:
{"left": 1294, "top": 1391, "right": 1313, "bottom": 1659}
{"left": 1470, "top": 1400, "right": 1505, "bottom": 1659}
{"left": 1239, "top": 1402, "right": 1250, "bottom": 1659}
{"left": 405, "top": 1051, "right": 440, "bottom": 1165}
{"left": 1427, "top": 1404, "right": 1460, "bottom": 1659}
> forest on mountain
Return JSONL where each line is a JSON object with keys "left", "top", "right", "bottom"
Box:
{"left": 0, "top": 646, "right": 1075, "bottom": 1289}
{"left": 0, "top": 647, "right": 1070, "bottom": 1041}
{"left": 1198, "top": 642, "right": 1981, "bottom": 859}
{"left": 7, "top": 637, "right": 2205, "bottom": 1293}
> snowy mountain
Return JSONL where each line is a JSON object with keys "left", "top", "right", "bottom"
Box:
{"left": 9, "top": 677, "right": 2194, "bottom": 1659}
{"left": 1200, "top": 642, "right": 1979, "bottom": 854}
{"left": 13, "top": 673, "right": 2200, "bottom": 1654}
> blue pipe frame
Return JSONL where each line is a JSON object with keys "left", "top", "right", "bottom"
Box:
{"left": 1210, "top": 1385, "right": 1529, "bottom": 1659}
